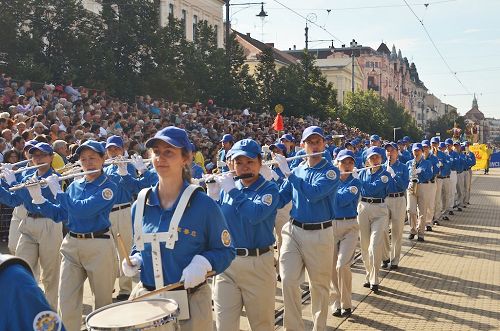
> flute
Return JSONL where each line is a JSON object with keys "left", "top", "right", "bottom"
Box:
{"left": 8, "top": 169, "right": 101, "bottom": 192}
{"left": 104, "top": 157, "right": 153, "bottom": 165}
{"left": 0, "top": 163, "right": 49, "bottom": 178}
{"left": 263, "top": 151, "right": 325, "bottom": 166}
{"left": 198, "top": 172, "right": 253, "bottom": 184}
{"left": 0, "top": 159, "right": 31, "bottom": 170}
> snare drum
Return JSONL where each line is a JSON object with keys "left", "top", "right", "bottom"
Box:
{"left": 86, "top": 298, "right": 179, "bottom": 331}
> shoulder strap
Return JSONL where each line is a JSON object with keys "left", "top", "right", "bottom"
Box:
{"left": 133, "top": 187, "right": 152, "bottom": 251}
{"left": 0, "top": 254, "right": 32, "bottom": 275}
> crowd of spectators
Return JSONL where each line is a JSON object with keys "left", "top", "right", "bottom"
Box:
{"left": 0, "top": 73, "right": 367, "bottom": 171}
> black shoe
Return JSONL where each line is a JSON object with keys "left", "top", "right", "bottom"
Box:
{"left": 363, "top": 282, "right": 371, "bottom": 288}
{"left": 116, "top": 293, "right": 130, "bottom": 301}
{"left": 442, "top": 216, "right": 449, "bottom": 221}
{"left": 382, "top": 259, "right": 390, "bottom": 269}
{"left": 277, "top": 274, "right": 281, "bottom": 282}
{"left": 457, "top": 207, "right": 463, "bottom": 212}
{"left": 408, "top": 234, "right": 415, "bottom": 240}
{"left": 417, "top": 236, "right": 425, "bottom": 242}
{"left": 342, "top": 308, "right": 352, "bottom": 317}
{"left": 332, "top": 308, "right": 342, "bottom": 317}
{"left": 371, "top": 285, "right": 379, "bottom": 294}
{"left": 467, "top": 202, "right": 471, "bottom": 205}
{"left": 433, "top": 220, "right": 440, "bottom": 225}
{"left": 426, "top": 225, "right": 433, "bottom": 231}
{"left": 390, "top": 264, "right": 399, "bottom": 270}
{"left": 449, "top": 211, "right": 454, "bottom": 215}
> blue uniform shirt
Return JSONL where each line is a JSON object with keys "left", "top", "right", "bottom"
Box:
{"left": 436, "top": 151, "right": 451, "bottom": 177}
{"left": 406, "top": 158, "right": 433, "bottom": 183}
{"left": 333, "top": 175, "right": 361, "bottom": 218}
{"left": 465, "top": 151, "right": 476, "bottom": 169}
{"left": 34, "top": 172, "right": 117, "bottom": 233}
{"left": 121, "top": 168, "right": 159, "bottom": 191}
{"left": 104, "top": 163, "right": 138, "bottom": 204}
{"left": 219, "top": 176, "right": 279, "bottom": 249}
{"left": 400, "top": 150, "right": 412, "bottom": 164}
{"left": 278, "top": 158, "right": 340, "bottom": 223}
{"left": 218, "top": 149, "right": 230, "bottom": 172}
{"left": 191, "top": 163, "right": 204, "bottom": 179}
{"left": 386, "top": 160, "right": 409, "bottom": 193}
{"left": 0, "top": 260, "right": 66, "bottom": 331}
{"left": 425, "top": 154, "right": 440, "bottom": 178}
{"left": 456, "top": 153, "right": 466, "bottom": 172}
{"left": 358, "top": 166, "right": 391, "bottom": 198}
{"left": 131, "top": 182, "right": 235, "bottom": 287}
{"left": 448, "top": 150, "right": 460, "bottom": 171}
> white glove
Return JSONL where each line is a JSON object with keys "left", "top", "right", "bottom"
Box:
{"left": 181, "top": 255, "right": 212, "bottom": 289}
{"left": 273, "top": 153, "right": 291, "bottom": 177}
{"left": 386, "top": 165, "right": 396, "bottom": 178}
{"left": 26, "top": 181, "right": 46, "bottom": 205}
{"left": 2, "top": 169, "right": 16, "bottom": 186}
{"left": 205, "top": 176, "right": 221, "bottom": 201}
{"left": 216, "top": 172, "right": 236, "bottom": 193}
{"left": 437, "top": 161, "right": 443, "bottom": 168}
{"left": 351, "top": 168, "right": 359, "bottom": 179}
{"left": 217, "top": 160, "right": 227, "bottom": 168}
{"left": 117, "top": 161, "right": 129, "bottom": 176}
{"left": 46, "top": 174, "right": 62, "bottom": 196}
{"left": 259, "top": 164, "right": 279, "bottom": 181}
{"left": 121, "top": 254, "right": 142, "bottom": 277}
{"left": 131, "top": 154, "right": 147, "bottom": 174}
{"left": 415, "top": 168, "right": 422, "bottom": 174}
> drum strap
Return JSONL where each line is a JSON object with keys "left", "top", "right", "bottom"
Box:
{"left": 133, "top": 184, "right": 201, "bottom": 290}
{"left": 0, "top": 254, "right": 32, "bottom": 275}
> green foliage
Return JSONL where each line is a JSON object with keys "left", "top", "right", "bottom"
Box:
{"left": 426, "top": 110, "right": 465, "bottom": 139}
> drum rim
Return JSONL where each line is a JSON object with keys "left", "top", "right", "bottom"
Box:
{"left": 85, "top": 298, "right": 179, "bottom": 330}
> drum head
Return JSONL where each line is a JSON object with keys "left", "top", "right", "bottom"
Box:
{"left": 86, "top": 299, "right": 179, "bottom": 330}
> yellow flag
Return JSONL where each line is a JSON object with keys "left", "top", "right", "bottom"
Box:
{"left": 469, "top": 144, "right": 488, "bottom": 170}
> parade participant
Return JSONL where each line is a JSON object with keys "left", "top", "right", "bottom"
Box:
{"left": 218, "top": 134, "right": 234, "bottom": 172}
{"left": 122, "top": 126, "right": 235, "bottom": 331}
{"left": 445, "top": 138, "right": 459, "bottom": 215}
{"left": 275, "top": 125, "right": 340, "bottom": 330}
{"left": 357, "top": 146, "right": 391, "bottom": 293}
{"left": 463, "top": 141, "right": 476, "bottom": 205}
{"left": 362, "top": 135, "right": 386, "bottom": 164}
{"left": 430, "top": 137, "right": 447, "bottom": 225}
{"left": 330, "top": 150, "right": 361, "bottom": 318}
{"left": 437, "top": 142, "right": 452, "bottom": 221}
{"left": 382, "top": 142, "right": 409, "bottom": 270}
{"left": 422, "top": 140, "right": 439, "bottom": 231}
{"left": 453, "top": 141, "right": 466, "bottom": 210}
{"left": 103, "top": 135, "right": 138, "bottom": 301}
{"left": 0, "top": 142, "right": 62, "bottom": 309}
{"left": 211, "top": 138, "right": 279, "bottom": 331}
{"left": 26, "top": 140, "right": 118, "bottom": 331}
{"left": 0, "top": 254, "right": 66, "bottom": 331}
{"left": 280, "top": 133, "right": 296, "bottom": 157}
{"left": 406, "top": 143, "right": 433, "bottom": 242}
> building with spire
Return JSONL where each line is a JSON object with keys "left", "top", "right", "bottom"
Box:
{"left": 464, "top": 94, "right": 489, "bottom": 143}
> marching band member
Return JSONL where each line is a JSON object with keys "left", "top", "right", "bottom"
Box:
{"left": 406, "top": 143, "right": 433, "bottom": 242}
{"left": 362, "top": 135, "right": 387, "bottom": 165}
{"left": 437, "top": 142, "right": 452, "bottom": 221}
{"left": 330, "top": 150, "right": 361, "bottom": 318}
{"left": 275, "top": 126, "right": 340, "bottom": 331}
{"left": 122, "top": 126, "right": 235, "bottom": 331}
{"left": 211, "top": 139, "right": 279, "bottom": 331}
{"left": 453, "top": 141, "right": 466, "bottom": 210}
{"left": 0, "top": 142, "right": 62, "bottom": 309}
{"left": 463, "top": 141, "right": 476, "bottom": 206}
{"left": 430, "top": 137, "right": 447, "bottom": 225}
{"left": 357, "top": 146, "right": 391, "bottom": 293}
{"left": 422, "top": 140, "right": 439, "bottom": 231}
{"left": 218, "top": 134, "right": 234, "bottom": 172}
{"left": 382, "top": 142, "right": 409, "bottom": 270}
{"left": 26, "top": 140, "right": 118, "bottom": 331}
{"left": 445, "top": 139, "right": 459, "bottom": 215}
{"left": 280, "top": 133, "right": 296, "bottom": 157}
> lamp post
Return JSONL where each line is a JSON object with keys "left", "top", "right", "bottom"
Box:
{"left": 393, "top": 127, "right": 401, "bottom": 142}
{"left": 225, "top": 1, "right": 268, "bottom": 53}
{"left": 350, "top": 39, "right": 359, "bottom": 93}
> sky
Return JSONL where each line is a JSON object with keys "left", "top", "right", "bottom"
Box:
{"left": 229, "top": 0, "right": 500, "bottom": 119}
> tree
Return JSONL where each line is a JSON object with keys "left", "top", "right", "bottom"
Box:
{"left": 426, "top": 110, "right": 465, "bottom": 139}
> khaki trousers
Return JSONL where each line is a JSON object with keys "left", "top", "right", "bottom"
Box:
{"left": 275, "top": 203, "right": 292, "bottom": 274}
{"left": 109, "top": 205, "right": 133, "bottom": 295}
{"left": 330, "top": 219, "right": 358, "bottom": 311}
{"left": 407, "top": 183, "right": 432, "bottom": 237}
{"left": 464, "top": 169, "right": 472, "bottom": 204}
{"left": 455, "top": 172, "right": 466, "bottom": 207}
{"left": 441, "top": 177, "right": 452, "bottom": 214}
{"left": 130, "top": 282, "right": 213, "bottom": 331}
{"left": 449, "top": 171, "right": 457, "bottom": 210}
{"left": 382, "top": 196, "right": 406, "bottom": 265}
{"left": 357, "top": 201, "right": 388, "bottom": 286}
{"left": 8, "top": 205, "right": 27, "bottom": 254}
{"left": 16, "top": 216, "right": 62, "bottom": 309}
{"left": 279, "top": 221, "right": 334, "bottom": 331}
{"left": 425, "top": 182, "right": 437, "bottom": 226}
{"left": 433, "top": 178, "right": 444, "bottom": 220}
{"left": 59, "top": 234, "right": 117, "bottom": 331}
{"left": 214, "top": 251, "right": 276, "bottom": 331}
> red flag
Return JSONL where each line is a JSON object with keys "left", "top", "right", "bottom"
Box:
{"left": 273, "top": 114, "right": 284, "bottom": 131}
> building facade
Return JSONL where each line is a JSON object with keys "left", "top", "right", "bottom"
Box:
{"left": 464, "top": 95, "right": 489, "bottom": 143}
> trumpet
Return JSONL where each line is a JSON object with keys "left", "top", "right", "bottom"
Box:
{"left": 8, "top": 169, "right": 101, "bottom": 192}
{"left": 0, "top": 163, "right": 49, "bottom": 178}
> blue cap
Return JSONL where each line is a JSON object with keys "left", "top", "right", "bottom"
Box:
{"left": 336, "top": 149, "right": 355, "bottom": 161}
{"left": 352, "top": 138, "right": 361, "bottom": 145}
{"left": 385, "top": 142, "right": 398, "bottom": 150}
{"left": 445, "top": 138, "right": 453, "bottom": 145}
{"left": 106, "top": 135, "right": 124, "bottom": 149}
{"left": 412, "top": 143, "right": 423, "bottom": 151}
{"left": 453, "top": 140, "right": 461, "bottom": 146}
{"left": 280, "top": 133, "right": 294, "bottom": 142}
{"left": 220, "top": 134, "right": 234, "bottom": 143}
{"left": 100, "top": 142, "right": 106, "bottom": 150}
{"left": 24, "top": 139, "right": 38, "bottom": 150}
{"left": 370, "top": 134, "right": 381, "bottom": 142}
{"left": 333, "top": 147, "right": 342, "bottom": 156}
{"left": 270, "top": 143, "right": 286, "bottom": 153}
{"left": 397, "top": 139, "right": 404, "bottom": 145}
{"left": 301, "top": 126, "right": 324, "bottom": 142}
{"left": 29, "top": 142, "right": 53, "bottom": 155}
{"left": 421, "top": 140, "right": 430, "bottom": 147}
{"left": 365, "top": 146, "right": 382, "bottom": 159}
{"left": 75, "top": 140, "right": 106, "bottom": 156}
{"left": 403, "top": 136, "right": 411, "bottom": 142}
{"left": 439, "top": 142, "right": 446, "bottom": 149}
{"left": 430, "top": 136, "right": 440, "bottom": 144}
{"left": 146, "top": 126, "right": 191, "bottom": 150}
{"left": 364, "top": 140, "right": 370, "bottom": 146}
{"left": 229, "top": 139, "right": 261, "bottom": 159}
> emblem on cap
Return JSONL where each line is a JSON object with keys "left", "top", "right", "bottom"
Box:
{"left": 326, "top": 169, "right": 337, "bottom": 180}
{"left": 102, "top": 188, "right": 114, "bottom": 200}
{"left": 349, "top": 186, "right": 358, "bottom": 195}
{"left": 33, "top": 311, "right": 62, "bottom": 331}
{"left": 221, "top": 230, "right": 231, "bottom": 247}
{"left": 381, "top": 175, "right": 389, "bottom": 183}
{"left": 262, "top": 194, "right": 273, "bottom": 206}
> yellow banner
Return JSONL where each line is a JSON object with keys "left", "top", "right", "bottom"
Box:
{"left": 469, "top": 144, "right": 488, "bottom": 170}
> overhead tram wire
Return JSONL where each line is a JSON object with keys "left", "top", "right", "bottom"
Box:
{"left": 267, "top": 0, "right": 457, "bottom": 12}
{"left": 401, "top": 0, "right": 471, "bottom": 96}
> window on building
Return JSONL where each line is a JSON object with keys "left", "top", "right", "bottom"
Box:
{"left": 193, "top": 15, "right": 198, "bottom": 40}
{"left": 181, "top": 9, "right": 187, "bottom": 37}
{"left": 168, "top": 3, "right": 174, "bottom": 20}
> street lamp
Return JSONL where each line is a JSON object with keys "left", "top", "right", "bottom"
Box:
{"left": 225, "top": 1, "right": 268, "bottom": 53}
{"left": 393, "top": 127, "right": 401, "bottom": 142}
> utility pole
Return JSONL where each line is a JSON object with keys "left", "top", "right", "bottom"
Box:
{"left": 305, "top": 23, "right": 309, "bottom": 51}
{"left": 225, "top": 0, "right": 230, "bottom": 55}
{"left": 350, "top": 39, "right": 358, "bottom": 93}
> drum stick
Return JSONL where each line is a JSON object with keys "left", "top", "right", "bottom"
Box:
{"left": 132, "top": 271, "right": 216, "bottom": 301}
{"left": 117, "top": 233, "right": 132, "bottom": 266}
